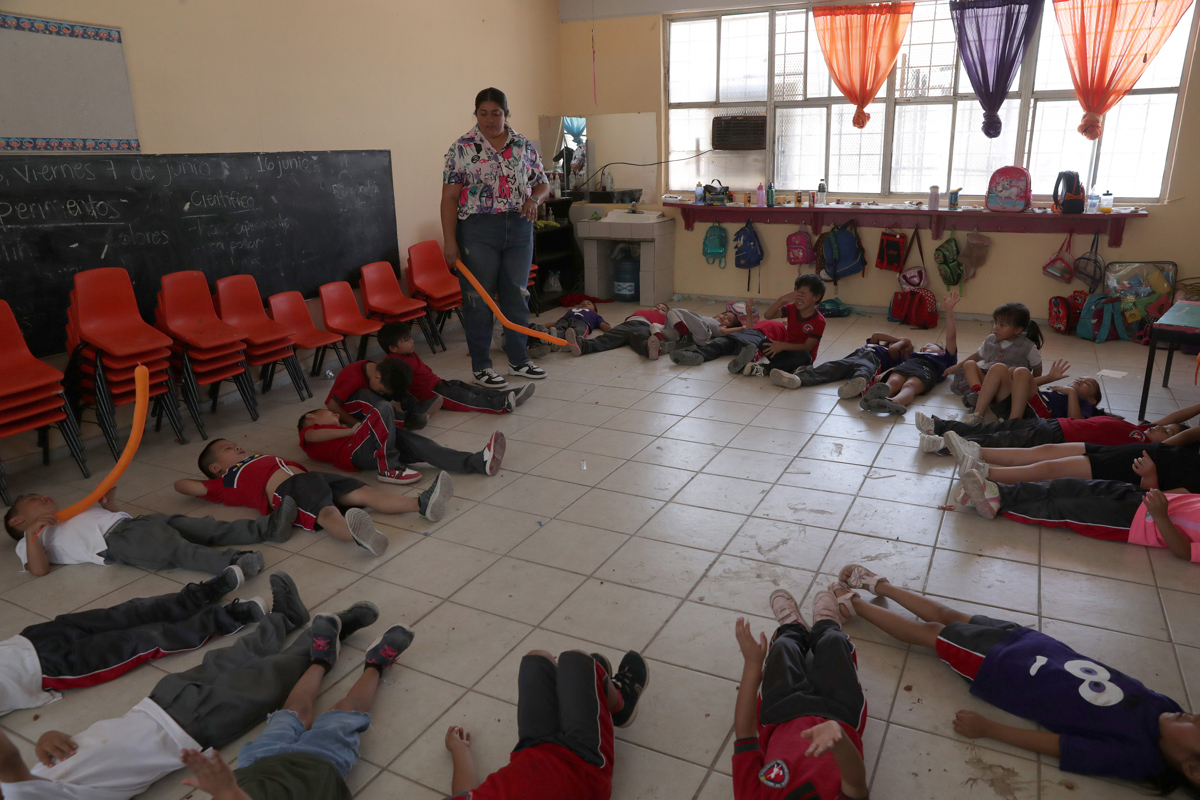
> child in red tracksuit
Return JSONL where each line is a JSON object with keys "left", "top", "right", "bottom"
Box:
{"left": 379, "top": 322, "right": 535, "bottom": 414}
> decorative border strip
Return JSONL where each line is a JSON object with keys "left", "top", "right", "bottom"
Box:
{"left": 0, "top": 14, "right": 122, "bottom": 42}
{"left": 0, "top": 137, "right": 141, "bottom": 152}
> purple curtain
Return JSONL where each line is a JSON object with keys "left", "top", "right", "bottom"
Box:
{"left": 950, "top": 0, "right": 1044, "bottom": 137}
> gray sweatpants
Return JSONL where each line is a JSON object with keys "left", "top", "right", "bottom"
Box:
{"left": 150, "top": 611, "right": 312, "bottom": 748}
{"left": 103, "top": 513, "right": 283, "bottom": 575}
{"left": 343, "top": 390, "right": 488, "bottom": 474}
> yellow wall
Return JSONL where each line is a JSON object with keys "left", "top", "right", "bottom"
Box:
{"left": 559, "top": 13, "right": 1200, "bottom": 318}
{"left": 2, "top": 0, "right": 564, "bottom": 250}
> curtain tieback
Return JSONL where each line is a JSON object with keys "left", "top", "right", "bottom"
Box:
{"left": 1078, "top": 111, "right": 1104, "bottom": 140}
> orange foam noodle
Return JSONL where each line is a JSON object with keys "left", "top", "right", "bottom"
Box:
{"left": 51, "top": 365, "right": 150, "bottom": 526}
{"left": 456, "top": 260, "right": 568, "bottom": 346}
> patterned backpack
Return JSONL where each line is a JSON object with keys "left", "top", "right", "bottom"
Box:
{"left": 935, "top": 236, "right": 963, "bottom": 287}
{"left": 986, "top": 166, "right": 1033, "bottom": 212}
{"left": 786, "top": 227, "right": 814, "bottom": 268}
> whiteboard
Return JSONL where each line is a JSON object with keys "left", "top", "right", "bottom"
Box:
{"left": 0, "top": 12, "right": 139, "bottom": 153}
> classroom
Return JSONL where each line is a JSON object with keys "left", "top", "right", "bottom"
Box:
{"left": 1, "top": 0, "right": 1200, "bottom": 798}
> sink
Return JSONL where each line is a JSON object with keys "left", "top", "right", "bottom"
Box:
{"left": 603, "top": 210, "right": 665, "bottom": 223}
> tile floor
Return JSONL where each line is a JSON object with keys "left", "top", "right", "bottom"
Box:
{"left": 4, "top": 300, "right": 1200, "bottom": 800}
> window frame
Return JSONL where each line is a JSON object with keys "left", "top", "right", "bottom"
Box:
{"left": 664, "top": 1, "right": 1198, "bottom": 202}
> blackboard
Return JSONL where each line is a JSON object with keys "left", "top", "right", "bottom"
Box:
{"left": 0, "top": 150, "right": 398, "bottom": 356}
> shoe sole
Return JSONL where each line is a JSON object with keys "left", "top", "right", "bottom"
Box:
{"left": 671, "top": 352, "right": 704, "bottom": 365}
{"left": 516, "top": 383, "right": 536, "bottom": 406}
{"left": 838, "top": 377, "right": 868, "bottom": 399}
{"left": 919, "top": 434, "right": 945, "bottom": 453}
{"left": 339, "top": 601, "right": 381, "bottom": 636}
{"left": 236, "top": 552, "right": 266, "bottom": 578}
{"left": 914, "top": 412, "right": 936, "bottom": 434}
{"left": 269, "top": 572, "right": 310, "bottom": 626}
{"left": 770, "top": 370, "right": 802, "bottom": 389}
{"left": 378, "top": 472, "right": 423, "bottom": 485}
{"left": 310, "top": 614, "right": 343, "bottom": 666}
{"left": 943, "top": 431, "right": 977, "bottom": 467}
{"left": 509, "top": 366, "right": 548, "bottom": 379}
{"left": 345, "top": 508, "right": 389, "bottom": 556}
{"left": 728, "top": 344, "right": 758, "bottom": 374}
{"left": 270, "top": 496, "right": 298, "bottom": 542}
{"left": 421, "top": 473, "right": 454, "bottom": 522}
{"left": 484, "top": 432, "right": 506, "bottom": 476}
{"left": 646, "top": 338, "right": 660, "bottom": 360}
{"left": 216, "top": 564, "right": 245, "bottom": 595}
{"left": 862, "top": 398, "right": 907, "bottom": 415}
{"left": 962, "top": 470, "right": 997, "bottom": 519}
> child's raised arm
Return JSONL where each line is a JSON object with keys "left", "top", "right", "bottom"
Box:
{"left": 174, "top": 479, "right": 209, "bottom": 497}
{"left": 763, "top": 291, "right": 801, "bottom": 320}
{"left": 942, "top": 291, "right": 960, "bottom": 356}
{"left": 868, "top": 332, "right": 901, "bottom": 345}
{"left": 733, "top": 618, "right": 767, "bottom": 741}
{"left": 1153, "top": 401, "right": 1200, "bottom": 427}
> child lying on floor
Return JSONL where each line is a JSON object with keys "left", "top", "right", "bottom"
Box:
{"left": 771, "top": 331, "right": 912, "bottom": 395}
{"left": 732, "top": 584, "right": 868, "bottom": 800}
{"left": 833, "top": 563, "right": 1200, "bottom": 791}
{"left": 956, "top": 470, "right": 1200, "bottom": 562}
{"left": 174, "top": 439, "right": 453, "bottom": 557}
{"left": 3, "top": 488, "right": 297, "bottom": 577}
{"left": 665, "top": 308, "right": 745, "bottom": 345}
{"left": 953, "top": 360, "right": 1101, "bottom": 425}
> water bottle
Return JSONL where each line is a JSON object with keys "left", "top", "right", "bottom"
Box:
{"left": 929, "top": 185, "right": 940, "bottom": 210}
{"left": 1100, "top": 190, "right": 1113, "bottom": 214}
{"left": 695, "top": 182, "right": 704, "bottom": 204}
{"left": 817, "top": 179, "right": 827, "bottom": 205}
{"left": 766, "top": 182, "right": 775, "bottom": 207}
{"left": 613, "top": 245, "right": 639, "bottom": 301}
{"left": 1087, "top": 187, "right": 1100, "bottom": 213}
{"left": 756, "top": 183, "right": 766, "bottom": 207}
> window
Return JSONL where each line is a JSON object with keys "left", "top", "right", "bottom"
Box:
{"left": 667, "top": 2, "right": 1194, "bottom": 200}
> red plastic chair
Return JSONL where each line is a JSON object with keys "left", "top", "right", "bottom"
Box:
{"left": 0, "top": 301, "right": 89, "bottom": 501}
{"left": 214, "top": 275, "right": 310, "bottom": 399}
{"left": 405, "top": 241, "right": 465, "bottom": 350}
{"left": 319, "top": 282, "right": 382, "bottom": 361}
{"left": 359, "top": 262, "right": 438, "bottom": 355}
{"left": 268, "top": 291, "right": 347, "bottom": 377}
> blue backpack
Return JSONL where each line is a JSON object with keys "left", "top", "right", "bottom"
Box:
{"left": 733, "top": 220, "right": 765, "bottom": 291}
{"left": 820, "top": 221, "right": 867, "bottom": 287}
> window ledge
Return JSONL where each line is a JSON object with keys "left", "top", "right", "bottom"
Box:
{"left": 663, "top": 202, "right": 1148, "bottom": 247}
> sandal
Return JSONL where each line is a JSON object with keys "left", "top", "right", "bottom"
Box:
{"left": 838, "top": 564, "right": 888, "bottom": 594}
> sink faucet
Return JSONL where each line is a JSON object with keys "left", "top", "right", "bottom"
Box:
{"left": 628, "top": 200, "right": 642, "bottom": 214}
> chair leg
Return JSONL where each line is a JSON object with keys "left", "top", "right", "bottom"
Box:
{"left": 210, "top": 381, "right": 221, "bottom": 414}
{"left": 335, "top": 341, "right": 351, "bottom": 367}
{"left": 38, "top": 427, "right": 50, "bottom": 465}
{"left": 417, "top": 316, "right": 439, "bottom": 355}
{"left": 0, "top": 462, "right": 9, "bottom": 506}
{"left": 91, "top": 362, "right": 122, "bottom": 461}
{"left": 311, "top": 346, "right": 325, "bottom": 377}
{"left": 177, "top": 354, "right": 208, "bottom": 440}
{"left": 158, "top": 389, "right": 190, "bottom": 445}
{"left": 232, "top": 366, "right": 259, "bottom": 421}
{"left": 58, "top": 401, "right": 90, "bottom": 479}
{"left": 283, "top": 355, "right": 310, "bottom": 400}
{"left": 357, "top": 334, "right": 371, "bottom": 361}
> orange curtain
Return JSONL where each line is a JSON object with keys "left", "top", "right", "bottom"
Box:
{"left": 814, "top": 3, "right": 916, "bottom": 128}
{"left": 1054, "top": 0, "right": 1193, "bottom": 139}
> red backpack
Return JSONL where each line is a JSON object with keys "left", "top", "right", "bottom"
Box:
{"left": 888, "top": 288, "right": 939, "bottom": 329}
{"left": 875, "top": 226, "right": 907, "bottom": 272}
{"left": 786, "top": 227, "right": 814, "bottom": 267}
{"left": 1049, "top": 289, "right": 1090, "bottom": 334}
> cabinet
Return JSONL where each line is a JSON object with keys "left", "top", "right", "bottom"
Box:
{"left": 532, "top": 222, "right": 582, "bottom": 314}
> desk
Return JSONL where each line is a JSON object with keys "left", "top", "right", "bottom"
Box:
{"left": 1139, "top": 301, "right": 1200, "bottom": 419}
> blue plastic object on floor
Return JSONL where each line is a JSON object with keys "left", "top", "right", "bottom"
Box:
{"left": 613, "top": 246, "right": 639, "bottom": 302}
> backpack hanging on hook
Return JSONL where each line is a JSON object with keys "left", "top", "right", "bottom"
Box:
{"left": 734, "top": 220, "right": 765, "bottom": 292}
{"left": 702, "top": 222, "right": 728, "bottom": 269}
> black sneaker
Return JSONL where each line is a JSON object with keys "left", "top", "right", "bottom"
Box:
{"left": 610, "top": 651, "right": 650, "bottom": 728}
{"left": 269, "top": 572, "right": 310, "bottom": 628}
{"left": 514, "top": 382, "right": 536, "bottom": 407}
{"left": 266, "top": 496, "right": 298, "bottom": 543}
{"left": 345, "top": 508, "right": 389, "bottom": 556}
{"left": 233, "top": 550, "right": 266, "bottom": 578}
{"left": 474, "top": 368, "right": 509, "bottom": 389}
{"left": 728, "top": 343, "right": 760, "bottom": 375}
{"left": 310, "top": 614, "right": 342, "bottom": 671}
{"left": 670, "top": 349, "right": 704, "bottom": 366}
{"left": 337, "top": 601, "right": 381, "bottom": 640}
{"left": 364, "top": 624, "right": 415, "bottom": 672}
{"left": 203, "top": 565, "right": 244, "bottom": 599}
{"left": 962, "top": 391, "right": 979, "bottom": 410}
{"left": 418, "top": 471, "right": 454, "bottom": 522}
{"left": 509, "top": 362, "right": 547, "bottom": 379}
{"left": 225, "top": 596, "right": 267, "bottom": 624}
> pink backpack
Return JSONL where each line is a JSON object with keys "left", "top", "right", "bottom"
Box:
{"left": 786, "top": 227, "right": 813, "bottom": 268}
{"left": 986, "top": 166, "right": 1032, "bottom": 213}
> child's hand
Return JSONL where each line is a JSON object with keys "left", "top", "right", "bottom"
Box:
{"left": 1132, "top": 450, "right": 1157, "bottom": 478}
{"left": 762, "top": 340, "right": 785, "bottom": 358}
{"left": 942, "top": 364, "right": 962, "bottom": 377}
{"left": 800, "top": 719, "right": 844, "bottom": 757}
{"left": 1145, "top": 488, "right": 1170, "bottom": 518}
{"left": 28, "top": 514, "right": 59, "bottom": 536}
{"left": 952, "top": 710, "right": 992, "bottom": 739}
{"left": 35, "top": 731, "right": 76, "bottom": 766}
{"left": 1047, "top": 359, "right": 1070, "bottom": 381}
{"left": 735, "top": 617, "right": 768, "bottom": 666}
{"left": 445, "top": 725, "right": 472, "bottom": 754}
{"left": 180, "top": 748, "right": 238, "bottom": 793}
{"left": 942, "top": 291, "right": 960, "bottom": 311}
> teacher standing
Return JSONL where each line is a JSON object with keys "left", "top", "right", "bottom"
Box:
{"left": 441, "top": 87, "right": 550, "bottom": 389}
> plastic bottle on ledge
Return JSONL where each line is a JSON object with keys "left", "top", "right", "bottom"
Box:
{"left": 695, "top": 182, "right": 704, "bottom": 204}
{"left": 766, "top": 182, "right": 775, "bottom": 207}
{"left": 929, "top": 185, "right": 940, "bottom": 211}
{"left": 817, "top": 179, "right": 827, "bottom": 205}
{"left": 1086, "top": 186, "right": 1100, "bottom": 213}
{"left": 1100, "top": 190, "right": 1113, "bottom": 214}
{"left": 756, "top": 183, "right": 766, "bottom": 207}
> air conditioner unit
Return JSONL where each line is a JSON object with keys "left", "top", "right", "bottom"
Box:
{"left": 712, "top": 115, "right": 767, "bottom": 150}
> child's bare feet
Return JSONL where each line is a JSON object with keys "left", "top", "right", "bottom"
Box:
{"left": 838, "top": 564, "right": 887, "bottom": 594}
{"left": 769, "top": 589, "right": 807, "bottom": 629}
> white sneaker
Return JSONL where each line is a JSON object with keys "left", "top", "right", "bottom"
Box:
{"left": 646, "top": 335, "right": 661, "bottom": 360}
{"left": 962, "top": 469, "right": 1001, "bottom": 519}
{"left": 564, "top": 327, "right": 582, "bottom": 356}
{"left": 771, "top": 369, "right": 802, "bottom": 389}
{"left": 838, "top": 377, "right": 868, "bottom": 399}
{"left": 919, "top": 433, "right": 946, "bottom": 453}
{"left": 943, "top": 431, "right": 982, "bottom": 471}
{"left": 914, "top": 411, "right": 936, "bottom": 434}
{"left": 509, "top": 362, "right": 547, "bottom": 379}
{"left": 743, "top": 362, "right": 766, "bottom": 378}
{"left": 482, "top": 431, "right": 505, "bottom": 476}
{"left": 473, "top": 368, "right": 509, "bottom": 389}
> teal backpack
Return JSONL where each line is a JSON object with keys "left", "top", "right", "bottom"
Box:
{"left": 1077, "top": 294, "right": 1130, "bottom": 342}
{"left": 702, "top": 223, "right": 727, "bottom": 269}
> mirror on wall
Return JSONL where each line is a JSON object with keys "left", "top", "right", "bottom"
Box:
{"left": 539, "top": 112, "right": 658, "bottom": 203}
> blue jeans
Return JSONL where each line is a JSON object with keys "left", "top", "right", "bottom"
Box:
{"left": 457, "top": 211, "right": 534, "bottom": 371}
{"left": 238, "top": 708, "right": 370, "bottom": 778}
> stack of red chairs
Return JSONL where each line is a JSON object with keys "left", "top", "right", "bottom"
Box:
{"left": 359, "top": 261, "right": 437, "bottom": 355}
{"left": 268, "top": 292, "right": 348, "bottom": 377}
{"left": 66, "top": 267, "right": 188, "bottom": 461}
{"left": 0, "top": 301, "right": 89, "bottom": 503}
{"left": 155, "top": 271, "right": 258, "bottom": 439}
{"left": 214, "top": 275, "right": 311, "bottom": 400}
{"left": 405, "top": 241, "right": 465, "bottom": 352}
{"left": 318, "top": 282, "right": 383, "bottom": 362}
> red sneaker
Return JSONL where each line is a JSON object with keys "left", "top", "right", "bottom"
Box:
{"left": 378, "top": 467, "right": 422, "bottom": 485}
